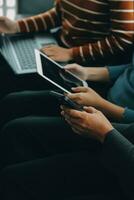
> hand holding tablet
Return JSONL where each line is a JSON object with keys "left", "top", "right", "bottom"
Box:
{"left": 35, "top": 49, "right": 88, "bottom": 94}
{"left": 49, "top": 90, "right": 83, "bottom": 111}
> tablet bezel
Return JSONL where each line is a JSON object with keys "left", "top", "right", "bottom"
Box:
{"left": 35, "top": 49, "right": 87, "bottom": 94}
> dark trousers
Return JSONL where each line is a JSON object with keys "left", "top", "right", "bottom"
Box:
{"left": 0, "top": 88, "right": 96, "bottom": 129}
{"left": 0, "top": 116, "right": 133, "bottom": 200}
{"left": 0, "top": 64, "right": 122, "bottom": 130}
{"left": 0, "top": 87, "right": 131, "bottom": 130}
{"left": 0, "top": 90, "right": 61, "bottom": 129}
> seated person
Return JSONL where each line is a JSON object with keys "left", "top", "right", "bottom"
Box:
{"left": 0, "top": 0, "right": 133, "bottom": 65}
{"left": 63, "top": 51, "right": 134, "bottom": 123}
{"left": 0, "top": 51, "right": 133, "bottom": 129}
{"left": 0, "top": 106, "right": 134, "bottom": 199}
{"left": 0, "top": 0, "right": 133, "bottom": 101}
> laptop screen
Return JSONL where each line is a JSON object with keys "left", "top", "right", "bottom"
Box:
{"left": 35, "top": 49, "right": 86, "bottom": 94}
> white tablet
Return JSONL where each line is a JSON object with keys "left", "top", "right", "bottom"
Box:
{"left": 35, "top": 49, "right": 88, "bottom": 94}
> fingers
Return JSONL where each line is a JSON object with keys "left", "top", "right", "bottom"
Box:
{"left": 41, "top": 45, "right": 64, "bottom": 61}
{"left": 72, "top": 127, "right": 81, "bottom": 134}
{"left": 71, "top": 126, "right": 84, "bottom": 135}
{"left": 67, "top": 90, "right": 86, "bottom": 105}
{"left": 67, "top": 93, "right": 79, "bottom": 101}
{"left": 47, "top": 56, "right": 58, "bottom": 61}
{"left": 71, "top": 86, "right": 89, "bottom": 93}
{"left": 42, "top": 51, "right": 54, "bottom": 56}
{"left": 64, "top": 64, "right": 78, "bottom": 70}
{"left": 61, "top": 106, "right": 84, "bottom": 119}
{"left": 41, "top": 48, "right": 54, "bottom": 56}
{"left": 63, "top": 113, "right": 90, "bottom": 137}
{"left": 84, "top": 106, "right": 98, "bottom": 114}
{"left": 64, "top": 64, "right": 76, "bottom": 69}
{"left": 63, "top": 113, "right": 82, "bottom": 125}
{"left": 62, "top": 105, "right": 98, "bottom": 122}
{"left": 61, "top": 112, "right": 85, "bottom": 135}
{"left": 41, "top": 45, "right": 58, "bottom": 54}
{"left": 42, "top": 44, "right": 57, "bottom": 49}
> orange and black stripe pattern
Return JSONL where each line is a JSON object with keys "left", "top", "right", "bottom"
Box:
{"left": 17, "top": 0, "right": 134, "bottom": 64}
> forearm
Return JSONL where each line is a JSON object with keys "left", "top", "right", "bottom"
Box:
{"left": 17, "top": 3, "right": 61, "bottom": 33}
{"left": 98, "top": 99, "right": 125, "bottom": 121}
{"left": 86, "top": 67, "right": 110, "bottom": 82}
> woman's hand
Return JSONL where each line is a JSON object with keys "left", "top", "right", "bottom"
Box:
{"left": 61, "top": 106, "right": 113, "bottom": 143}
{"left": 64, "top": 64, "right": 89, "bottom": 80}
{"left": 0, "top": 16, "right": 19, "bottom": 33}
{"left": 41, "top": 45, "right": 73, "bottom": 62}
{"left": 67, "top": 87, "right": 105, "bottom": 108}
{"left": 65, "top": 64, "right": 110, "bottom": 82}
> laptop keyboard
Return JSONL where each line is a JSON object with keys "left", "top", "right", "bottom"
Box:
{"left": 1, "top": 34, "right": 68, "bottom": 73}
{"left": 11, "top": 38, "right": 37, "bottom": 70}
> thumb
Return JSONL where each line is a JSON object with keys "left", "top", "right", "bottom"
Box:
{"left": 64, "top": 64, "right": 77, "bottom": 71}
{"left": 67, "top": 93, "right": 78, "bottom": 100}
{"left": 84, "top": 106, "right": 98, "bottom": 114}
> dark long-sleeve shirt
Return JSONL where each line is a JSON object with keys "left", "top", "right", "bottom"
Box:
{"left": 101, "top": 128, "right": 134, "bottom": 200}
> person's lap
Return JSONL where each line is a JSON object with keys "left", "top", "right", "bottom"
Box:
{"left": 0, "top": 151, "right": 121, "bottom": 200}
{"left": 0, "top": 116, "right": 102, "bottom": 169}
{"left": 0, "top": 115, "right": 132, "bottom": 200}
{"left": 0, "top": 74, "right": 112, "bottom": 128}
{"left": 0, "top": 90, "right": 61, "bottom": 129}
{"left": 0, "top": 115, "right": 133, "bottom": 174}
{"left": 0, "top": 116, "right": 133, "bottom": 167}
{"left": 0, "top": 87, "right": 132, "bottom": 132}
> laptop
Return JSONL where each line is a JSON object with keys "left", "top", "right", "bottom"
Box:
{"left": 0, "top": 32, "right": 57, "bottom": 75}
{"left": 35, "top": 49, "right": 88, "bottom": 94}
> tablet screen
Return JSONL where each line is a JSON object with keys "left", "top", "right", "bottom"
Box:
{"left": 35, "top": 49, "right": 87, "bottom": 94}
{"left": 40, "top": 52, "right": 84, "bottom": 91}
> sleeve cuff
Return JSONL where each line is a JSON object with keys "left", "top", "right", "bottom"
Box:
{"left": 17, "top": 20, "right": 28, "bottom": 33}
{"left": 107, "top": 64, "right": 130, "bottom": 81}
{"left": 121, "top": 108, "right": 134, "bottom": 123}
{"left": 72, "top": 47, "right": 85, "bottom": 64}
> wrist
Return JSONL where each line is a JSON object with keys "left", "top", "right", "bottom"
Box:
{"left": 98, "top": 99, "right": 125, "bottom": 121}
{"left": 87, "top": 67, "right": 109, "bottom": 82}
{"left": 68, "top": 49, "right": 73, "bottom": 60}
{"left": 15, "top": 21, "right": 20, "bottom": 33}
{"left": 86, "top": 68, "right": 98, "bottom": 81}
{"left": 96, "top": 97, "right": 106, "bottom": 110}
{"left": 99, "top": 125, "right": 114, "bottom": 143}
{"left": 83, "top": 68, "right": 90, "bottom": 80}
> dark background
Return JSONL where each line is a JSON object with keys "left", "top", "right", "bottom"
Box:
{"left": 18, "top": 0, "right": 54, "bottom": 15}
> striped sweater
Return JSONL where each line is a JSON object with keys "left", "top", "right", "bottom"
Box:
{"left": 17, "top": 0, "right": 134, "bottom": 65}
